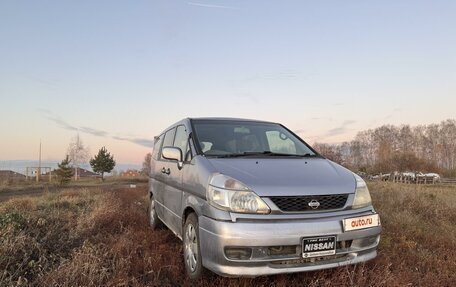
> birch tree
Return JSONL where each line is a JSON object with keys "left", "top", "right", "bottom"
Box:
{"left": 67, "top": 134, "right": 89, "bottom": 180}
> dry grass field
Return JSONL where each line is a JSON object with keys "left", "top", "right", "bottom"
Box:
{"left": 0, "top": 182, "right": 455, "bottom": 286}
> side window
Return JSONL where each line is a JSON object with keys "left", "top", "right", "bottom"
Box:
{"left": 266, "top": 131, "right": 297, "bottom": 154}
{"left": 161, "top": 128, "right": 176, "bottom": 160}
{"left": 173, "top": 125, "right": 193, "bottom": 162}
{"left": 152, "top": 134, "right": 163, "bottom": 160}
{"left": 174, "top": 125, "right": 188, "bottom": 157}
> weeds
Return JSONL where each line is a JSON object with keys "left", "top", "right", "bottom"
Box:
{"left": 0, "top": 183, "right": 455, "bottom": 286}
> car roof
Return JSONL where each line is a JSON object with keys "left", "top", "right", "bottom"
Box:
{"left": 188, "top": 117, "right": 277, "bottom": 124}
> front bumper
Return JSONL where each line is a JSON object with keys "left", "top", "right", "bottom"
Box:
{"left": 199, "top": 212, "right": 381, "bottom": 277}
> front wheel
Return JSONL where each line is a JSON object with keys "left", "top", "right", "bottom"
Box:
{"left": 183, "top": 213, "right": 204, "bottom": 280}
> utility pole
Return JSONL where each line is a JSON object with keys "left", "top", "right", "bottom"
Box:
{"left": 37, "top": 140, "right": 41, "bottom": 182}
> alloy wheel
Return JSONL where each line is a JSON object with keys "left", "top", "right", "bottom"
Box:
{"left": 184, "top": 223, "right": 199, "bottom": 273}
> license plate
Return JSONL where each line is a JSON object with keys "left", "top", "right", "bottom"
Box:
{"left": 302, "top": 236, "right": 336, "bottom": 258}
{"left": 343, "top": 214, "right": 380, "bottom": 231}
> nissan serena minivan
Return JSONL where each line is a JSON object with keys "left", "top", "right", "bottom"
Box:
{"left": 148, "top": 118, "right": 381, "bottom": 279}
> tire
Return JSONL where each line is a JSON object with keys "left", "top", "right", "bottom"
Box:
{"left": 183, "top": 213, "right": 204, "bottom": 280}
{"left": 148, "top": 195, "right": 163, "bottom": 229}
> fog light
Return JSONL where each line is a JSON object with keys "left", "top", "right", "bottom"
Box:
{"left": 225, "top": 247, "right": 252, "bottom": 260}
{"left": 352, "top": 236, "right": 379, "bottom": 247}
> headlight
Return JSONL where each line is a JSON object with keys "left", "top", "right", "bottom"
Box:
{"left": 352, "top": 174, "right": 372, "bottom": 209}
{"left": 207, "top": 174, "right": 270, "bottom": 214}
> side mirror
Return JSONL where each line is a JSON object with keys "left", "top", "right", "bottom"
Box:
{"left": 162, "top": 146, "right": 183, "bottom": 169}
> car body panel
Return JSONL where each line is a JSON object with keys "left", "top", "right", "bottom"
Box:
{"left": 206, "top": 158, "right": 356, "bottom": 196}
{"left": 148, "top": 117, "right": 381, "bottom": 277}
{"left": 161, "top": 160, "right": 183, "bottom": 235}
{"left": 199, "top": 212, "right": 381, "bottom": 276}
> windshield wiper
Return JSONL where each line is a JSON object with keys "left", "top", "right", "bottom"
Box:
{"left": 264, "top": 152, "right": 318, "bottom": 157}
{"left": 299, "top": 153, "right": 318, "bottom": 157}
{"left": 215, "top": 151, "right": 317, "bottom": 158}
{"left": 214, "top": 151, "right": 269, "bottom": 158}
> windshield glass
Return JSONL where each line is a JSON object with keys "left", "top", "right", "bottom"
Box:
{"left": 192, "top": 120, "right": 317, "bottom": 157}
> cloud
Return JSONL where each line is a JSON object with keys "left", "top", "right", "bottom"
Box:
{"left": 46, "top": 115, "right": 78, "bottom": 131}
{"left": 112, "top": 136, "right": 153, "bottom": 148}
{"left": 130, "top": 138, "right": 154, "bottom": 148}
{"left": 112, "top": 136, "right": 127, "bottom": 141}
{"left": 39, "top": 109, "right": 152, "bottom": 148}
{"left": 188, "top": 2, "right": 240, "bottom": 10}
{"left": 325, "top": 120, "right": 356, "bottom": 137}
{"left": 79, "top": 126, "right": 108, "bottom": 137}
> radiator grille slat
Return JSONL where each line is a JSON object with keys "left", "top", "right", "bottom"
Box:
{"left": 269, "top": 194, "right": 348, "bottom": 212}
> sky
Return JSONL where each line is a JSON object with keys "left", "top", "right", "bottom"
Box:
{"left": 0, "top": 0, "right": 455, "bottom": 164}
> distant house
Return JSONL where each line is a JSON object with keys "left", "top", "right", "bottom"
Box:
{"left": 44, "top": 167, "right": 99, "bottom": 178}
{"left": 121, "top": 169, "right": 141, "bottom": 177}
{"left": 0, "top": 170, "right": 26, "bottom": 180}
{"left": 75, "top": 167, "right": 99, "bottom": 178}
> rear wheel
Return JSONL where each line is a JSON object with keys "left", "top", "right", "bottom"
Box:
{"left": 183, "top": 213, "right": 204, "bottom": 280}
{"left": 148, "top": 195, "right": 162, "bottom": 229}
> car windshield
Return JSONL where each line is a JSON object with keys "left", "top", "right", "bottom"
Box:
{"left": 192, "top": 120, "right": 317, "bottom": 158}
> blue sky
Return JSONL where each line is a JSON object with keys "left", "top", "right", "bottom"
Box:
{"left": 1, "top": 0, "right": 455, "bottom": 164}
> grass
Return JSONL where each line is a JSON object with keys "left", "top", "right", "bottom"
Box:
{"left": 0, "top": 176, "right": 147, "bottom": 193}
{"left": 0, "top": 182, "right": 455, "bottom": 286}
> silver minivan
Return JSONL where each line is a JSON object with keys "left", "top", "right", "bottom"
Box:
{"left": 148, "top": 118, "right": 381, "bottom": 279}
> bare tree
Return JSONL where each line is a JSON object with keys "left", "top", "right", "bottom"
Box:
{"left": 313, "top": 143, "right": 343, "bottom": 164}
{"left": 315, "top": 119, "right": 456, "bottom": 176}
{"left": 67, "top": 134, "right": 90, "bottom": 180}
{"left": 141, "top": 153, "right": 152, "bottom": 176}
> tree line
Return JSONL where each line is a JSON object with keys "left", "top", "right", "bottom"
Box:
{"left": 313, "top": 119, "right": 456, "bottom": 177}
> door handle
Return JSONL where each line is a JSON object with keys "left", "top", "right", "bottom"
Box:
{"left": 161, "top": 167, "right": 170, "bottom": 175}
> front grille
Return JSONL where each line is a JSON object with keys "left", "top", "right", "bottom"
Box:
{"left": 269, "top": 194, "right": 349, "bottom": 212}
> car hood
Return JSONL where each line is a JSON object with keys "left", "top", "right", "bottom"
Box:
{"left": 207, "top": 158, "right": 356, "bottom": 196}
